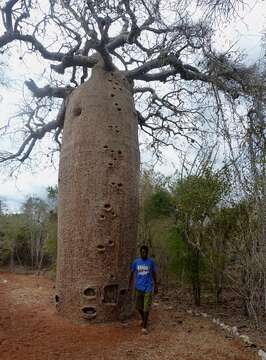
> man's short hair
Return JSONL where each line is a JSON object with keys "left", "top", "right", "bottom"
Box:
{"left": 140, "top": 245, "right": 149, "bottom": 252}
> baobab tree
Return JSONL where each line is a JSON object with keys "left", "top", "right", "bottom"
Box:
{"left": 0, "top": 0, "right": 251, "bottom": 322}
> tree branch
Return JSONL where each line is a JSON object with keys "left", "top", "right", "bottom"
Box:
{"left": 1, "top": 0, "right": 20, "bottom": 31}
{"left": 24, "top": 80, "right": 71, "bottom": 98}
{"left": 0, "top": 118, "right": 58, "bottom": 163}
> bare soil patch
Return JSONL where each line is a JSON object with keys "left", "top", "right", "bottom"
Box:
{"left": 0, "top": 271, "right": 261, "bottom": 360}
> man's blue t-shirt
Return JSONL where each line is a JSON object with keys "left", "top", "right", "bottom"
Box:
{"left": 130, "top": 257, "right": 156, "bottom": 293}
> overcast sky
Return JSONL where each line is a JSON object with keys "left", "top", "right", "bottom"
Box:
{"left": 0, "top": 1, "right": 265, "bottom": 212}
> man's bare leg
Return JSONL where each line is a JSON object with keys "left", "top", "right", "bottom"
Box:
{"left": 138, "top": 309, "right": 144, "bottom": 326}
{"left": 141, "top": 312, "right": 149, "bottom": 334}
{"left": 143, "top": 312, "right": 149, "bottom": 329}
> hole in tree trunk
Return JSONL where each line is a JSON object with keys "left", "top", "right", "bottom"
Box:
{"left": 55, "top": 295, "right": 59, "bottom": 303}
{"left": 82, "top": 307, "right": 97, "bottom": 319}
{"left": 97, "top": 244, "right": 105, "bottom": 252}
{"left": 108, "top": 240, "right": 114, "bottom": 246}
{"left": 83, "top": 287, "right": 96, "bottom": 298}
{"left": 110, "top": 94, "right": 115, "bottom": 97}
{"left": 103, "top": 285, "right": 118, "bottom": 304}
{"left": 104, "top": 203, "right": 112, "bottom": 211}
{"left": 73, "top": 107, "right": 82, "bottom": 116}
{"left": 117, "top": 183, "right": 123, "bottom": 187}
{"left": 117, "top": 108, "right": 122, "bottom": 112}
{"left": 120, "top": 289, "right": 127, "bottom": 296}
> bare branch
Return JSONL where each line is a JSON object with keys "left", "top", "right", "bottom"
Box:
{"left": 0, "top": 118, "right": 59, "bottom": 163}
{"left": 1, "top": 0, "right": 20, "bottom": 31}
{"left": 24, "top": 80, "right": 72, "bottom": 99}
{"left": 0, "top": 0, "right": 260, "bottom": 168}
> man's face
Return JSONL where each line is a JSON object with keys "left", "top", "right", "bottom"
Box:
{"left": 140, "top": 248, "right": 148, "bottom": 260}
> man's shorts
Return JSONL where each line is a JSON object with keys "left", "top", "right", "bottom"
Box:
{"left": 134, "top": 289, "right": 152, "bottom": 312}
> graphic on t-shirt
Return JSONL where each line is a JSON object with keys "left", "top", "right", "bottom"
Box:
{"left": 137, "top": 265, "right": 150, "bottom": 276}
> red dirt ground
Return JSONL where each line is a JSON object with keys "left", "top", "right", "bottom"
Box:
{"left": 0, "top": 271, "right": 260, "bottom": 360}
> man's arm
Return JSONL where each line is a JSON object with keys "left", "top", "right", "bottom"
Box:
{"left": 128, "top": 260, "right": 135, "bottom": 291}
{"left": 152, "top": 271, "right": 158, "bottom": 294}
{"left": 128, "top": 271, "right": 134, "bottom": 291}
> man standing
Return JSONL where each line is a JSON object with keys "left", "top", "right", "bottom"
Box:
{"left": 129, "top": 245, "right": 158, "bottom": 334}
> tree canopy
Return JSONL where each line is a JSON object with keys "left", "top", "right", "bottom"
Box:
{"left": 0, "top": 0, "right": 258, "bottom": 170}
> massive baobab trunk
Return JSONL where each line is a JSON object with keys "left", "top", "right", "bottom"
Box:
{"left": 56, "top": 62, "right": 140, "bottom": 323}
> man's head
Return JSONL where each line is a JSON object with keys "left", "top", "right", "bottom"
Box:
{"left": 140, "top": 245, "right": 149, "bottom": 260}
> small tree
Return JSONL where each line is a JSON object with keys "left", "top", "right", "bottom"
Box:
{"left": 44, "top": 186, "right": 58, "bottom": 268}
{"left": 172, "top": 169, "right": 228, "bottom": 305}
{"left": 220, "top": 54, "right": 266, "bottom": 327}
{"left": 203, "top": 207, "right": 234, "bottom": 304}
{"left": 0, "top": 213, "right": 27, "bottom": 268}
{"left": 22, "top": 196, "right": 49, "bottom": 270}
